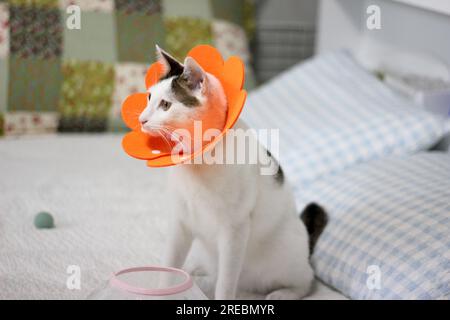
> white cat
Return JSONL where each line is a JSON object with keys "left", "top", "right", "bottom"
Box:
{"left": 138, "top": 46, "right": 323, "bottom": 300}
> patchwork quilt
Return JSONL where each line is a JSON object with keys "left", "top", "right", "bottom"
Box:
{"left": 0, "top": 0, "right": 254, "bottom": 135}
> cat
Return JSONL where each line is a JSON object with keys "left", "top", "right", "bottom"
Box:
{"left": 139, "top": 45, "right": 326, "bottom": 300}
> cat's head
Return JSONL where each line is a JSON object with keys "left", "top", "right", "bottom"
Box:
{"left": 139, "top": 46, "right": 227, "bottom": 148}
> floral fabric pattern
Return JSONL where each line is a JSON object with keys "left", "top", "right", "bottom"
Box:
{"left": 116, "top": 11, "right": 165, "bottom": 63}
{"left": 115, "top": 0, "right": 161, "bottom": 15}
{"left": 0, "top": 0, "right": 255, "bottom": 135}
{"left": 59, "top": 60, "right": 114, "bottom": 132}
{"left": 8, "top": 56, "right": 62, "bottom": 112}
{"left": 0, "top": 2, "right": 9, "bottom": 58}
{"left": 110, "top": 62, "right": 148, "bottom": 131}
{"left": 212, "top": 19, "right": 250, "bottom": 64}
{"left": 164, "top": 17, "right": 212, "bottom": 61}
{"left": 9, "top": 5, "right": 62, "bottom": 59}
{"left": 58, "top": 0, "right": 114, "bottom": 13}
{"left": 3, "top": 111, "right": 58, "bottom": 135}
{"left": 8, "top": 0, "right": 58, "bottom": 8}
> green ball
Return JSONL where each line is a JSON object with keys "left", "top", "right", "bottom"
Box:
{"left": 34, "top": 212, "right": 55, "bottom": 229}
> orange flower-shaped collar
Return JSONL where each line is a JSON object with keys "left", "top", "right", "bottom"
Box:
{"left": 121, "top": 45, "right": 247, "bottom": 167}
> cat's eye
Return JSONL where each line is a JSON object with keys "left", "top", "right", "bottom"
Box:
{"left": 159, "top": 99, "right": 172, "bottom": 111}
{"left": 148, "top": 93, "right": 151, "bottom": 101}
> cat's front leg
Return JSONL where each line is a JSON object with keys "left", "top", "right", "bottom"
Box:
{"left": 215, "top": 220, "right": 250, "bottom": 300}
{"left": 163, "top": 221, "right": 193, "bottom": 269}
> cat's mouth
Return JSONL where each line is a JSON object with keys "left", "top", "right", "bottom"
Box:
{"left": 141, "top": 125, "right": 180, "bottom": 147}
{"left": 141, "top": 126, "right": 161, "bottom": 137}
{"left": 142, "top": 125, "right": 195, "bottom": 155}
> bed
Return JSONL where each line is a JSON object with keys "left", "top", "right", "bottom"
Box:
{"left": 0, "top": 134, "right": 346, "bottom": 300}
{"left": 2, "top": 59, "right": 449, "bottom": 300}
{"left": 2, "top": 51, "right": 449, "bottom": 300}
{"left": 2, "top": 0, "right": 450, "bottom": 301}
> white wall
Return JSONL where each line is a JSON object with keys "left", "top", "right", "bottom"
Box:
{"left": 361, "top": 0, "right": 450, "bottom": 66}
{"left": 393, "top": 0, "right": 450, "bottom": 16}
{"left": 316, "top": 0, "right": 364, "bottom": 53}
{"left": 317, "top": 0, "right": 450, "bottom": 67}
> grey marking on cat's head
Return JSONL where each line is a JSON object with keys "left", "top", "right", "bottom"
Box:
{"left": 156, "top": 46, "right": 201, "bottom": 108}
{"left": 171, "top": 75, "right": 200, "bottom": 107}
{"left": 139, "top": 46, "right": 226, "bottom": 138}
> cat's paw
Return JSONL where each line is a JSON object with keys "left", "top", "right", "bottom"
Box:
{"left": 265, "top": 288, "right": 303, "bottom": 300}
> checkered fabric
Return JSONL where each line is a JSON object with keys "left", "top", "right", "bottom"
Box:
{"left": 295, "top": 152, "right": 450, "bottom": 299}
{"left": 0, "top": 0, "right": 255, "bottom": 135}
{"left": 242, "top": 50, "right": 450, "bottom": 192}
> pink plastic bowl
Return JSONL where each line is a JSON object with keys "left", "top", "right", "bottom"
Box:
{"left": 88, "top": 265, "right": 207, "bottom": 300}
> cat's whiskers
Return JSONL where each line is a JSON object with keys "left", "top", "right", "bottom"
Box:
{"left": 160, "top": 128, "right": 189, "bottom": 154}
{"left": 146, "top": 125, "right": 174, "bottom": 152}
{"left": 159, "top": 129, "right": 173, "bottom": 152}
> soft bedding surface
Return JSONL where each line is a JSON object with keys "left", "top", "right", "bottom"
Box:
{"left": 242, "top": 50, "right": 450, "bottom": 206}
{"left": 0, "top": 134, "right": 346, "bottom": 300}
{"left": 297, "top": 152, "right": 450, "bottom": 299}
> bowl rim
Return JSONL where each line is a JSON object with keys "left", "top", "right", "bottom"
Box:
{"left": 109, "top": 266, "right": 193, "bottom": 296}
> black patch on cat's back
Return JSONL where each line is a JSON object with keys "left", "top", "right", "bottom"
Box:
{"left": 266, "top": 149, "right": 284, "bottom": 185}
{"left": 171, "top": 76, "right": 200, "bottom": 107}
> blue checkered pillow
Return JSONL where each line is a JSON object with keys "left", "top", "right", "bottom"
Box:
{"left": 297, "top": 152, "right": 450, "bottom": 299}
{"left": 242, "top": 50, "right": 450, "bottom": 194}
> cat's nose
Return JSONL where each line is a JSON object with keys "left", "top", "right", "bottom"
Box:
{"left": 140, "top": 119, "right": 148, "bottom": 125}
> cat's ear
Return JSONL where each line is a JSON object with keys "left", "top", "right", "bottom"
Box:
{"left": 182, "top": 57, "right": 205, "bottom": 90}
{"left": 155, "top": 45, "right": 184, "bottom": 77}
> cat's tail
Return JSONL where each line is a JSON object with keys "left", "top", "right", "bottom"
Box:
{"left": 300, "top": 203, "right": 328, "bottom": 255}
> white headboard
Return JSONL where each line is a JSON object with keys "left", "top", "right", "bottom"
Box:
{"left": 316, "top": 0, "right": 450, "bottom": 151}
{"left": 392, "top": 0, "right": 450, "bottom": 16}
{"left": 316, "top": 0, "right": 450, "bottom": 79}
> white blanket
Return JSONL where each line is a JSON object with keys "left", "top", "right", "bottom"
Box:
{"left": 0, "top": 134, "right": 346, "bottom": 300}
